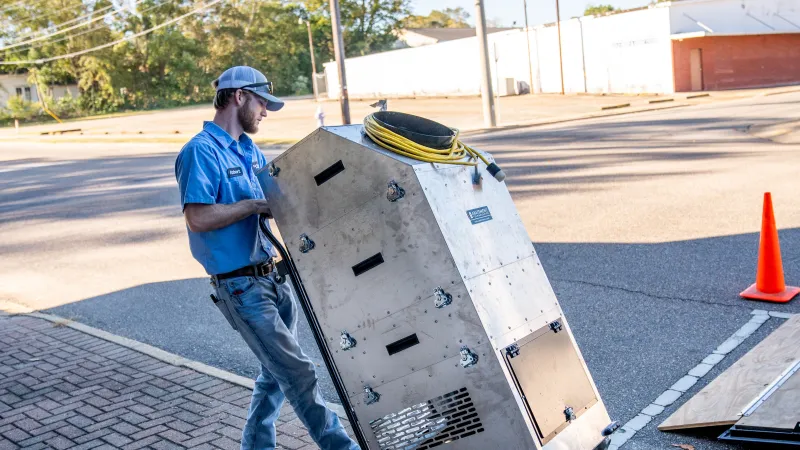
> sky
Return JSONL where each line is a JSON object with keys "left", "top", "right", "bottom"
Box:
{"left": 410, "top": 0, "right": 653, "bottom": 27}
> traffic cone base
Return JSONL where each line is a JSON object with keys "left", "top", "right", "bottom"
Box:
{"left": 740, "top": 283, "right": 800, "bottom": 303}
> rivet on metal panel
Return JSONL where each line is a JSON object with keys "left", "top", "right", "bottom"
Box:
{"left": 505, "top": 344, "right": 520, "bottom": 358}
{"left": 299, "top": 234, "right": 315, "bottom": 253}
{"left": 433, "top": 287, "right": 452, "bottom": 308}
{"left": 340, "top": 331, "right": 357, "bottom": 351}
{"left": 363, "top": 386, "right": 380, "bottom": 405}
{"left": 564, "top": 406, "right": 577, "bottom": 422}
{"left": 459, "top": 346, "right": 479, "bottom": 368}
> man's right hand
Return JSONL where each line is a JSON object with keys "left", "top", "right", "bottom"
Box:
{"left": 250, "top": 199, "right": 273, "bottom": 218}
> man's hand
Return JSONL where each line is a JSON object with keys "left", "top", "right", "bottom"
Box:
{"left": 250, "top": 199, "right": 273, "bottom": 218}
{"left": 185, "top": 199, "right": 271, "bottom": 233}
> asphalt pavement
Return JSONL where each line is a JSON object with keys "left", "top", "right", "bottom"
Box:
{"left": 2, "top": 91, "right": 800, "bottom": 449}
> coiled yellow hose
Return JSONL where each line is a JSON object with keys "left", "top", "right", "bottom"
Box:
{"left": 363, "top": 113, "right": 506, "bottom": 181}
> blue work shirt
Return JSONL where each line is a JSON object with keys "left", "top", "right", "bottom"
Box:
{"left": 175, "top": 121, "right": 276, "bottom": 275}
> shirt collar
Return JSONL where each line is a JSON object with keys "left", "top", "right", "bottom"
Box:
{"left": 203, "top": 121, "right": 255, "bottom": 156}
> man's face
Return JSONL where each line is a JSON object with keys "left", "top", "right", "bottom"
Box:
{"left": 237, "top": 91, "right": 268, "bottom": 134}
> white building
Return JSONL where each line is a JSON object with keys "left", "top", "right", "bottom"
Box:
{"left": 325, "top": 0, "right": 800, "bottom": 98}
{"left": 0, "top": 73, "right": 79, "bottom": 108}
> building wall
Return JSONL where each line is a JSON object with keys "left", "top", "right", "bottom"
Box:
{"left": 668, "top": 0, "right": 800, "bottom": 35}
{"left": 324, "top": 6, "right": 675, "bottom": 97}
{"left": 324, "top": 0, "right": 800, "bottom": 98}
{"left": 0, "top": 74, "right": 39, "bottom": 107}
{"left": 673, "top": 34, "right": 800, "bottom": 91}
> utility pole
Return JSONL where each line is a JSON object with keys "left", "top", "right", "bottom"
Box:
{"left": 523, "top": 0, "right": 534, "bottom": 95}
{"left": 474, "top": 0, "right": 496, "bottom": 128}
{"left": 302, "top": 18, "right": 319, "bottom": 100}
{"left": 329, "top": 0, "right": 350, "bottom": 124}
{"left": 555, "top": 0, "right": 565, "bottom": 94}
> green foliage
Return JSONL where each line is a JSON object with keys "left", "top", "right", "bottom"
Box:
{"left": 404, "top": 7, "right": 470, "bottom": 29}
{"left": 584, "top": 4, "right": 616, "bottom": 16}
{"left": 0, "top": 0, "right": 411, "bottom": 117}
{"left": 50, "top": 91, "right": 81, "bottom": 118}
{"left": 4, "top": 95, "right": 40, "bottom": 120}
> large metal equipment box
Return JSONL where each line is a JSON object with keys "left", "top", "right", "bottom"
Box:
{"left": 257, "top": 125, "right": 612, "bottom": 450}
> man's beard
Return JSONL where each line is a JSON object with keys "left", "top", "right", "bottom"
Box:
{"left": 238, "top": 98, "right": 259, "bottom": 134}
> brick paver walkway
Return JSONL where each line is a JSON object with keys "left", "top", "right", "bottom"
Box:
{"left": 0, "top": 314, "right": 345, "bottom": 449}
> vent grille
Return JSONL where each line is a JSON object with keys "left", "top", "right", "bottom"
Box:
{"left": 370, "top": 387, "right": 484, "bottom": 450}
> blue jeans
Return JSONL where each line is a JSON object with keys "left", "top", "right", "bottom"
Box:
{"left": 213, "top": 272, "right": 359, "bottom": 450}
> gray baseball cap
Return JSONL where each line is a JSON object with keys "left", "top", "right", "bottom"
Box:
{"left": 215, "top": 66, "right": 284, "bottom": 112}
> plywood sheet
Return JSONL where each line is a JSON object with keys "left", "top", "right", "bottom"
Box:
{"left": 658, "top": 315, "right": 800, "bottom": 431}
{"left": 736, "top": 368, "right": 800, "bottom": 430}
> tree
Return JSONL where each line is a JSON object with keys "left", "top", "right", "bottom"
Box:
{"left": 4, "top": 96, "right": 39, "bottom": 120}
{"left": 0, "top": 0, "right": 413, "bottom": 116}
{"left": 404, "top": 7, "right": 470, "bottom": 28}
{"left": 584, "top": 4, "right": 615, "bottom": 16}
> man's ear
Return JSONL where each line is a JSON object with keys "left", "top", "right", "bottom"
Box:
{"left": 234, "top": 89, "right": 246, "bottom": 107}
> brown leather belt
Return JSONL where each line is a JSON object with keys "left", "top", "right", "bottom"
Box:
{"left": 214, "top": 260, "right": 274, "bottom": 281}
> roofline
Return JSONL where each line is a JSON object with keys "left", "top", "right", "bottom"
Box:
{"left": 671, "top": 30, "right": 800, "bottom": 39}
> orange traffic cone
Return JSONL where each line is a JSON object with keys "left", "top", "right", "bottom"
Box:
{"left": 740, "top": 193, "right": 799, "bottom": 303}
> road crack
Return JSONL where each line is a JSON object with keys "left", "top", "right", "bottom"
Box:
{"left": 550, "top": 277, "right": 754, "bottom": 311}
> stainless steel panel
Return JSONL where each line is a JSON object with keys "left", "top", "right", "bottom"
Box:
{"left": 286, "top": 178, "right": 462, "bottom": 337}
{"left": 509, "top": 321, "right": 598, "bottom": 444}
{"left": 260, "top": 128, "right": 419, "bottom": 242}
{"left": 329, "top": 282, "right": 489, "bottom": 398}
{"left": 350, "top": 341, "right": 536, "bottom": 450}
{"left": 414, "top": 164, "right": 535, "bottom": 280}
{"left": 464, "top": 255, "right": 562, "bottom": 348}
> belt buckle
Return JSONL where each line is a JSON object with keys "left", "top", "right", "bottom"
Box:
{"left": 257, "top": 261, "right": 272, "bottom": 277}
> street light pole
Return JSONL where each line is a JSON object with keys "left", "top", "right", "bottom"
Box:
{"left": 474, "top": 0, "right": 496, "bottom": 128}
{"left": 523, "top": 0, "right": 535, "bottom": 94}
{"left": 329, "top": 0, "right": 350, "bottom": 124}
{"left": 555, "top": 0, "right": 565, "bottom": 95}
{"left": 304, "top": 19, "right": 318, "bottom": 100}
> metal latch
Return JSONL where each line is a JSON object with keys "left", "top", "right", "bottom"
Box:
{"left": 459, "top": 346, "right": 479, "bottom": 368}
{"left": 299, "top": 234, "right": 315, "bottom": 253}
{"left": 364, "top": 386, "right": 380, "bottom": 405}
{"left": 564, "top": 406, "right": 576, "bottom": 422}
{"left": 549, "top": 320, "right": 563, "bottom": 333}
{"left": 340, "top": 331, "right": 357, "bottom": 351}
{"left": 433, "top": 287, "right": 452, "bottom": 309}
{"left": 386, "top": 180, "right": 405, "bottom": 202}
{"left": 505, "top": 343, "right": 520, "bottom": 359}
{"left": 267, "top": 162, "right": 280, "bottom": 177}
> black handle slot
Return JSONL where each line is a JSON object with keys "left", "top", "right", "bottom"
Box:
{"left": 314, "top": 160, "right": 345, "bottom": 186}
{"left": 386, "top": 334, "right": 420, "bottom": 355}
{"left": 352, "top": 253, "right": 384, "bottom": 276}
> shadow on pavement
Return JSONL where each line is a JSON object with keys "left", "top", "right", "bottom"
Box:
{"left": 0, "top": 153, "right": 181, "bottom": 224}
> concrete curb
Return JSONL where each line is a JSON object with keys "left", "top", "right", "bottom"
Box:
{"left": 0, "top": 302, "right": 347, "bottom": 418}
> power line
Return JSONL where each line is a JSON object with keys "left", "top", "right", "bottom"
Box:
{"left": 0, "top": 0, "right": 222, "bottom": 65}
{"left": 0, "top": 0, "right": 144, "bottom": 51}
{"left": 4, "top": 0, "right": 169, "bottom": 56}
{"left": 11, "top": 3, "right": 118, "bottom": 42}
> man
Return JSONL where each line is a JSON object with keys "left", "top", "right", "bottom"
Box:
{"left": 175, "top": 66, "right": 358, "bottom": 450}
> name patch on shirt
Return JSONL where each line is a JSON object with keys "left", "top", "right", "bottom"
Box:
{"left": 227, "top": 167, "right": 244, "bottom": 178}
{"left": 252, "top": 161, "right": 259, "bottom": 170}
